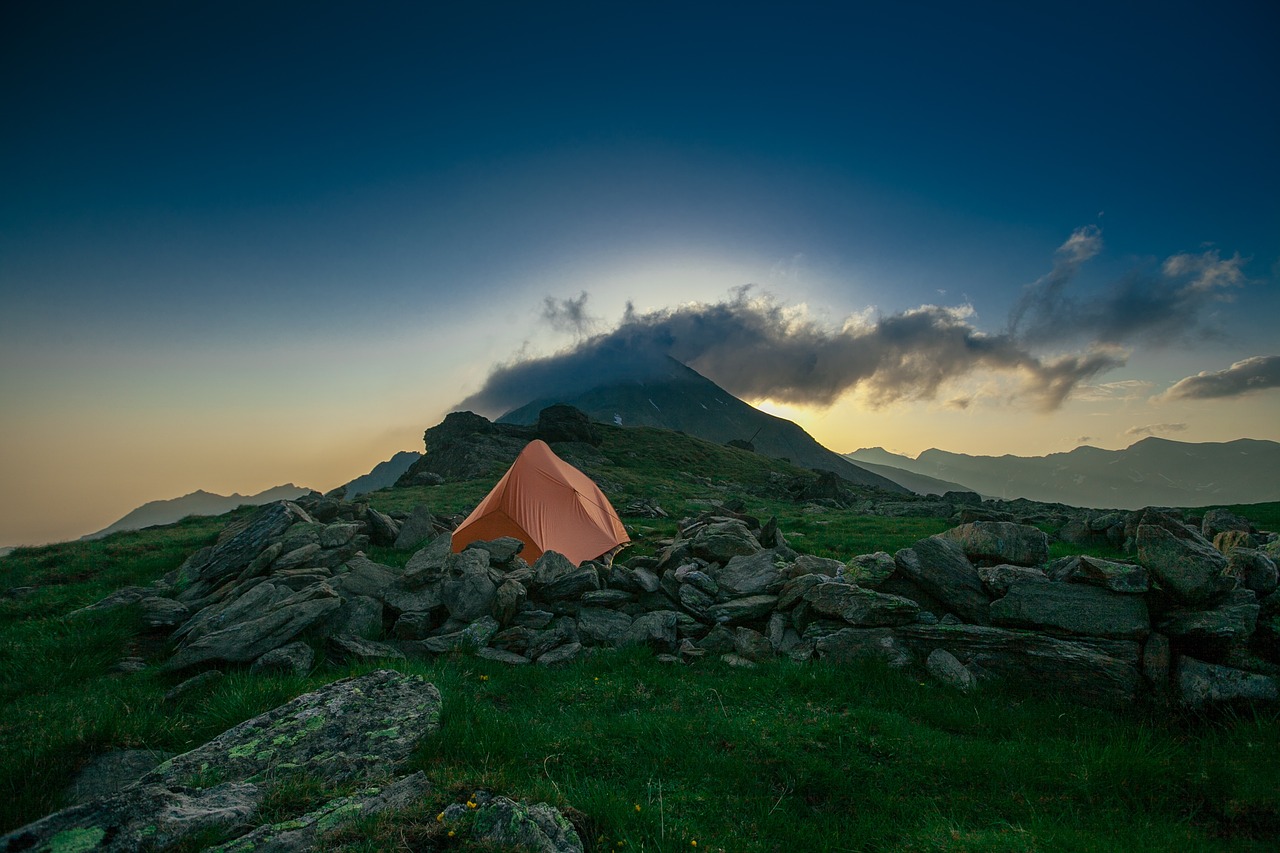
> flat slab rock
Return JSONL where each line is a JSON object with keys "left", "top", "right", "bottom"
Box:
{"left": 2, "top": 671, "right": 442, "bottom": 853}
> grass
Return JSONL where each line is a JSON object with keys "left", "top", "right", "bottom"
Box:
{"left": 2, "top": 429, "right": 1279, "bottom": 849}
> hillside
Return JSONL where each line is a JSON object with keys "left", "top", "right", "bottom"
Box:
{"left": 81, "top": 484, "right": 312, "bottom": 540}
{"left": 498, "top": 356, "right": 907, "bottom": 493}
{"left": 335, "top": 450, "right": 421, "bottom": 499}
{"left": 847, "top": 437, "right": 1280, "bottom": 509}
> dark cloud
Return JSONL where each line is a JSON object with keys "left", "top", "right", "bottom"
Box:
{"left": 1076, "top": 436, "right": 1093, "bottom": 443}
{"left": 1009, "top": 230, "right": 1246, "bottom": 347}
{"left": 1162, "top": 355, "right": 1280, "bottom": 400}
{"left": 1125, "top": 423, "right": 1189, "bottom": 437}
{"left": 541, "top": 291, "right": 598, "bottom": 337}
{"left": 458, "top": 288, "right": 1124, "bottom": 417}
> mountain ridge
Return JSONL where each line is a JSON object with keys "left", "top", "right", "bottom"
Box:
{"left": 847, "top": 437, "right": 1280, "bottom": 508}
{"left": 81, "top": 484, "right": 312, "bottom": 541}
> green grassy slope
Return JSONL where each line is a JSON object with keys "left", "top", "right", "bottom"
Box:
{"left": 1, "top": 427, "right": 1278, "bottom": 850}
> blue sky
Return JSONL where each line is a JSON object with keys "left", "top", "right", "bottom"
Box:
{"left": 1, "top": 1, "right": 1277, "bottom": 546}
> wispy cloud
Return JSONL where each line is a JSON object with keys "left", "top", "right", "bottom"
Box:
{"left": 1125, "top": 422, "right": 1189, "bottom": 437}
{"left": 1161, "top": 355, "right": 1280, "bottom": 400}
{"left": 1009, "top": 230, "right": 1247, "bottom": 347}
{"left": 460, "top": 287, "right": 1124, "bottom": 416}
{"left": 1073, "top": 379, "right": 1156, "bottom": 402}
{"left": 541, "top": 291, "right": 599, "bottom": 337}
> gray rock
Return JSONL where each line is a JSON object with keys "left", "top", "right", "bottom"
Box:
{"left": 534, "top": 550, "right": 579, "bottom": 586}
{"left": 899, "top": 624, "right": 1142, "bottom": 707}
{"left": 441, "top": 549, "right": 498, "bottom": 622}
{"left": 580, "top": 589, "right": 632, "bottom": 607}
{"left": 578, "top": 607, "right": 633, "bottom": 646}
{"left": 1226, "top": 548, "right": 1278, "bottom": 596}
{"left": 413, "top": 616, "right": 501, "bottom": 653}
{"left": 365, "top": 507, "right": 401, "bottom": 546}
{"left": 1136, "top": 515, "right": 1231, "bottom": 604}
{"left": 1176, "top": 657, "right": 1278, "bottom": 708}
{"left": 175, "top": 502, "right": 314, "bottom": 603}
{"left": 402, "top": 535, "right": 453, "bottom": 586}
{"left": 926, "top": 648, "right": 975, "bottom": 692}
{"left": 149, "top": 670, "right": 441, "bottom": 786}
{"left": 1066, "top": 556, "right": 1150, "bottom": 593}
{"left": 513, "top": 609, "right": 555, "bottom": 629}
{"left": 845, "top": 552, "right": 896, "bottom": 587}
{"left": 63, "top": 749, "right": 175, "bottom": 805}
{"left": 622, "top": 611, "right": 678, "bottom": 652}
{"left": 163, "top": 670, "right": 224, "bottom": 703}
{"left": 695, "top": 625, "right": 737, "bottom": 653}
{"left": 276, "top": 523, "right": 323, "bottom": 554}
{"left": 542, "top": 567, "right": 601, "bottom": 600}
{"left": 939, "top": 522, "right": 1049, "bottom": 567}
{"left": 0, "top": 781, "right": 264, "bottom": 853}
{"left": 469, "top": 793, "right": 584, "bottom": 852}
{"left": 493, "top": 579, "right": 528, "bottom": 625}
{"left": 688, "top": 519, "right": 762, "bottom": 563}
{"left": 777, "top": 573, "right": 827, "bottom": 610}
{"left": 990, "top": 581, "right": 1150, "bottom": 639}
{"left": 392, "top": 610, "right": 441, "bottom": 640}
{"left": 538, "top": 642, "right": 584, "bottom": 666}
{"left": 1201, "top": 508, "right": 1251, "bottom": 540}
{"left": 1142, "top": 632, "right": 1171, "bottom": 687}
{"left": 141, "top": 596, "right": 190, "bottom": 630}
{"left": 477, "top": 647, "right": 532, "bottom": 665}
{"left": 249, "top": 641, "right": 315, "bottom": 676}
{"left": 329, "top": 633, "right": 407, "bottom": 662}
{"left": 713, "top": 550, "right": 784, "bottom": 597}
{"left": 273, "top": 543, "right": 322, "bottom": 571}
{"left": 394, "top": 506, "right": 438, "bottom": 550}
{"left": 894, "top": 537, "right": 991, "bottom": 624}
{"left": 633, "top": 567, "right": 662, "bottom": 593}
{"left": 324, "top": 594, "right": 383, "bottom": 638}
{"left": 168, "top": 583, "right": 342, "bottom": 670}
{"left": 789, "top": 554, "right": 845, "bottom": 578}
{"left": 815, "top": 628, "right": 913, "bottom": 668}
{"left": 332, "top": 555, "right": 399, "bottom": 599}
{"left": 734, "top": 627, "right": 774, "bottom": 661}
{"left": 319, "top": 522, "right": 360, "bottom": 548}
{"left": 380, "top": 578, "right": 444, "bottom": 615}
{"left": 465, "top": 536, "right": 525, "bottom": 564}
{"left": 706, "top": 594, "right": 778, "bottom": 625}
{"left": 1158, "top": 589, "right": 1259, "bottom": 646}
{"left": 803, "top": 582, "right": 920, "bottom": 627}
{"left": 976, "top": 564, "right": 1049, "bottom": 596}
{"left": 209, "top": 772, "right": 433, "bottom": 853}
{"left": 68, "top": 586, "right": 149, "bottom": 618}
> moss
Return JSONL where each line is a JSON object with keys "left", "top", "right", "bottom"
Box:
{"left": 45, "top": 827, "right": 106, "bottom": 853}
{"left": 228, "top": 739, "right": 260, "bottom": 759}
{"left": 364, "top": 726, "right": 400, "bottom": 740}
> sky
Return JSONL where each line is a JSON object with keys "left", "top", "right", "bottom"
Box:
{"left": 2, "top": 1, "right": 1278, "bottom": 548}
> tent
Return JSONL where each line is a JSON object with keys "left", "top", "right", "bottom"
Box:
{"left": 451, "top": 439, "right": 630, "bottom": 565}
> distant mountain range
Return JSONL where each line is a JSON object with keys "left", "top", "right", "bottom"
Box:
{"left": 846, "top": 438, "right": 1280, "bottom": 509}
{"left": 337, "top": 450, "right": 422, "bottom": 499}
{"left": 499, "top": 356, "right": 907, "bottom": 493}
{"left": 82, "top": 484, "right": 312, "bottom": 541}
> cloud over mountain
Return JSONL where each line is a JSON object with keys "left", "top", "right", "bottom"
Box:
{"left": 459, "top": 228, "right": 1252, "bottom": 419}
{"left": 1162, "top": 355, "right": 1280, "bottom": 400}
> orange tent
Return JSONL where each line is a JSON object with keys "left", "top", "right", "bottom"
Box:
{"left": 451, "top": 439, "right": 630, "bottom": 565}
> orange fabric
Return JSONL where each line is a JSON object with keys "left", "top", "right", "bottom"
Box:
{"left": 451, "top": 439, "right": 630, "bottom": 565}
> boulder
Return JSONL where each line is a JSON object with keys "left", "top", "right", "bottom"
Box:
{"left": 990, "top": 581, "right": 1150, "bottom": 639}
{"left": 273, "top": 543, "right": 321, "bottom": 571}
{"left": 332, "top": 555, "right": 398, "bottom": 599}
{"left": 1214, "top": 529, "right": 1259, "bottom": 553}
{"left": 926, "top": 648, "right": 975, "bottom": 692}
{"left": 494, "top": 579, "right": 528, "bottom": 625}
{"left": 814, "top": 628, "right": 912, "bottom": 668}
{"left": 1201, "top": 508, "right": 1251, "bottom": 540}
{"left": 1065, "top": 556, "right": 1150, "bottom": 594}
{"left": 789, "top": 554, "right": 845, "bottom": 579}
{"left": 1176, "top": 657, "right": 1278, "bottom": 708}
{"left": 402, "top": 536, "right": 453, "bottom": 586}
{"left": 329, "top": 634, "right": 407, "bottom": 662}
{"left": 249, "top": 641, "right": 315, "bottom": 676}
{"left": 174, "top": 502, "right": 314, "bottom": 603}
{"left": 542, "top": 567, "right": 601, "bottom": 600}
{"left": 621, "top": 611, "right": 678, "bottom": 652}
{"left": 578, "top": 607, "right": 634, "bottom": 646}
{"left": 894, "top": 537, "right": 991, "bottom": 624}
{"left": 734, "top": 627, "right": 775, "bottom": 661}
{"left": 467, "top": 791, "right": 584, "bottom": 852}
{"left": 208, "top": 772, "right": 433, "bottom": 853}
{"left": 167, "top": 583, "right": 342, "bottom": 670}
{"left": 533, "top": 550, "right": 579, "bottom": 586}
{"left": 938, "top": 522, "right": 1049, "bottom": 567}
{"left": 1136, "top": 513, "right": 1231, "bottom": 604}
{"left": 324, "top": 595, "right": 383, "bottom": 638}
{"left": 777, "top": 574, "right": 826, "bottom": 610}
{"left": 707, "top": 595, "right": 778, "bottom": 625}
{"left": 802, "top": 583, "right": 920, "bottom": 627}
{"left": 688, "top": 520, "right": 762, "bottom": 563}
{"left": 1225, "top": 548, "right": 1278, "bottom": 596}
{"left": 393, "top": 506, "right": 438, "bottom": 549}
{"left": 465, "top": 536, "right": 526, "bottom": 564}
{"left": 441, "top": 549, "right": 498, "bottom": 622}
{"left": 365, "top": 508, "right": 401, "bottom": 546}
{"left": 141, "top": 596, "right": 190, "bottom": 630}
{"left": 975, "top": 565, "right": 1049, "bottom": 597}
{"left": 845, "top": 552, "right": 896, "bottom": 588}
{"left": 1157, "top": 589, "right": 1259, "bottom": 647}
{"left": 537, "top": 642, "right": 584, "bottom": 666}
{"left": 319, "top": 522, "right": 360, "bottom": 548}
{"left": 712, "top": 550, "right": 785, "bottom": 597}
{"left": 899, "top": 624, "right": 1142, "bottom": 707}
